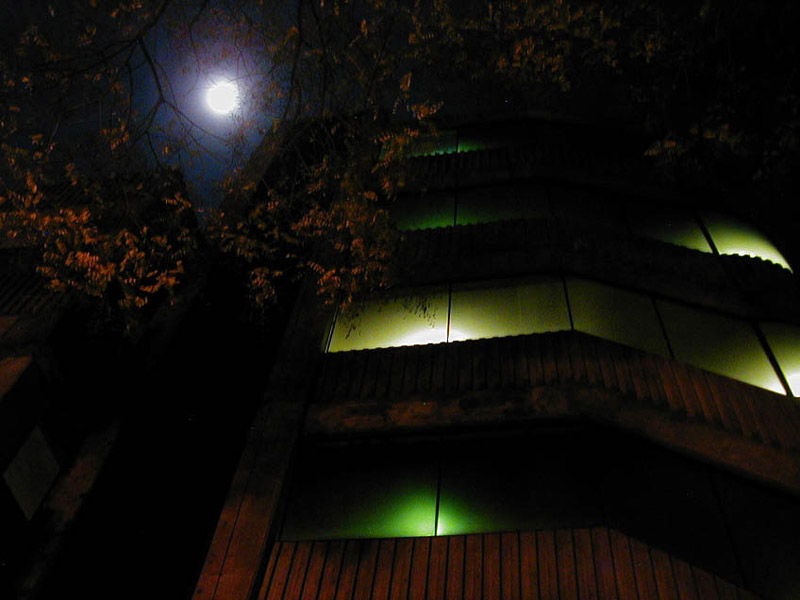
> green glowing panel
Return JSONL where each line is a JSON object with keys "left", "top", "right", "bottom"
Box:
{"left": 567, "top": 278, "right": 670, "bottom": 357}
{"left": 456, "top": 185, "right": 550, "bottom": 225}
{"left": 657, "top": 300, "right": 784, "bottom": 393}
{"left": 408, "top": 130, "right": 459, "bottom": 156}
{"left": 328, "top": 288, "right": 449, "bottom": 352}
{"left": 391, "top": 193, "right": 455, "bottom": 230}
{"left": 760, "top": 322, "right": 800, "bottom": 396}
{"left": 449, "top": 277, "right": 570, "bottom": 342}
{"left": 456, "top": 137, "right": 492, "bottom": 153}
{"left": 281, "top": 442, "right": 438, "bottom": 540}
{"left": 457, "top": 126, "right": 507, "bottom": 153}
{"left": 437, "top": 434, "right": 602, "bottom": 535}
{"left": 702, "top": 212, "right": 792, "bottom": 271}
{"left": 627, "top": 204, "right": 712, "bottom": 253}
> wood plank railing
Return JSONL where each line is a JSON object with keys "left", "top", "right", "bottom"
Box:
{"left": 257, "top": 528, "right": 760, "bottom": 600}
{"left": 313, "top": 331, "right": 800, "bottom": 454}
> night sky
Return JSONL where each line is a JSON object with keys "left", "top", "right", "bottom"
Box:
{"left": 128, "top": 10, "right": 272, "bottom": 208}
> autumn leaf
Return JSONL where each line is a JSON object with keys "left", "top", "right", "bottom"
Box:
{"left": 400, "top": 72, "right": 412, "bottom": 92}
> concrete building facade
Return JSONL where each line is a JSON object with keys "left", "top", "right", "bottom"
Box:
{"left": 194, "top": 116, "right": 800, "bottom": 600}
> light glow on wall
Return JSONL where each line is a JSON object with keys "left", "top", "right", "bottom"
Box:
{"left": 760, "top": 322, "right": 800, "bottom": 396}
{"left": 390, "top": 193, "right": 455, "bottom": 230}
{"left": 376, "top": 488, "right": 437, "bottom": 537}
{"left": 628, "top": 205, "right": 713, "bottom": 253}
{"left": 327, "top": 276, "right": 794, "bottom": 396}
{"left": 448, "top": 278, "right": 570, "bottom": 341}
{"left": 389, "top": 184, "right": 792, "bottom": 279}
{"left": 407, "top": 131, "right": 459, "bottom": 157}
{"left": 280, "top": 445, "right": 437, "bottom": 540}
{"left": 398, "top": 327, "right": 457, "bottom": 347}
{"left": 703, "top": 212, "right": 792, "bottom": 271}
{"left": 659, "top": 300, "right": 785, "bottom": 393}
{"left": 435, "top": 505, "right": 474, "bottom": 536}
{"left": 328, "top": 289, "right": 448, "bottom": 352}
{"left": 787, "top": 373, "right": 800, "bottom": 398}
{"left": 568, "top": 278, "right": 670, "bottom": 358}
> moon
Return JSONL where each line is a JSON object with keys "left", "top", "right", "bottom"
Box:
{"left": 206, "top": 81, "right": 239, "bottom": 115}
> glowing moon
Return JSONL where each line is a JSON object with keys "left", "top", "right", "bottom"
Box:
{"left": 206, "top": 81, "right": 239, "bottom": 115}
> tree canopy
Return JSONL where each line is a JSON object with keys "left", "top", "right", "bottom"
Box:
{"left": 2, "top": 0, "right": 798, "bottom": 332}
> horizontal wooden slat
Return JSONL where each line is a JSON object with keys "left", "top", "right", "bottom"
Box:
{"left": 314, "top": 332, "right": 799, "bottom": 454}
{"left": 259, "top": 529, "right": 763, "bottom": 600}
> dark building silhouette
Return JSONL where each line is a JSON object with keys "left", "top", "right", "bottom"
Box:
{"left": 0, "top": 253, "right": 116, "bottom": 599}
{"left": 193, "top": 115, "right": 800, "bottom": 600}
{"left": 0, "top": 175, "right": 213, "bottom": 599}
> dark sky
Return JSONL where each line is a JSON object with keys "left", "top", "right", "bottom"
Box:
{"left": 131, "top": 17, "right": 270, "bottom": 208}
{"left": 0, "top": 1, "right": 275, "bottom": 208}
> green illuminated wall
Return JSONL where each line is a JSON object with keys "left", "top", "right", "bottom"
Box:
{"left": 448, "top": 278, "right": 570, "bottom": 342}
{"left": 391, "top": 183, "right": 792, "bottom": 273}
{"left": 628, "top": 204, "right": 712, "bottom": 253}
{"left": 657, "top": 300, "right": 784, "bottom": 393}
{"left": 328, "top": 287, "right": 448, "bottom": 352}
{"left": 391, "top": 193, "right": 455, "bottom": 230}
{"left": 567, "top": 278, "right": 670, "bottom": 358}
{"left": 760, "top": 323, "right": 800, "bottom": 396}
{"left": 403, "top": 128, "right": 504, "bottom": 157}
{"left": 279, "top": 427, "right": 800, "bottom": 591}
{"left": 703, "top": 212, "right": 792, "bottom": 271}
{"left": 280, "top": 442, "right": 437, "bottom": 540}
{"left": 280, "top": 432, "right": 604, "bottom": 541}
{"left": 328, "top": 276, "right": 793, "bottom": 395}
{"left": 280, "top": 433, "right": 800, "bottom": 599}
{"left": 406, "top": 130, "right": 459, "bottom": 157}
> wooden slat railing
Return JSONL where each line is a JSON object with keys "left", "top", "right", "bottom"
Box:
{"left": 314, "top": 331, "right": 800, "bottom": 454}
{"left": 257, "top": 528, "right": 760, "bottom": 600}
